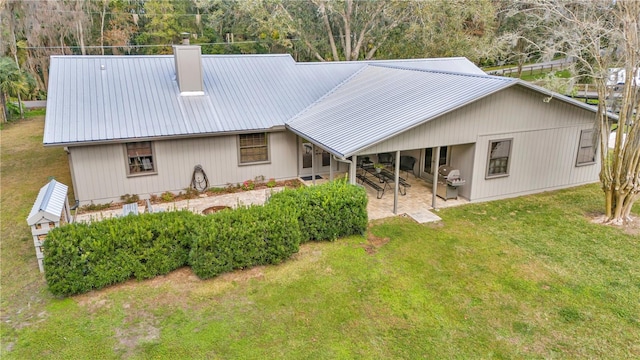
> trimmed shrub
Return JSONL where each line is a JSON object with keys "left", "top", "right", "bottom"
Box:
{"left": 189, "top": 204, "right": 301, "bottom": 279}
{"left": 44, "top": 211, "right": 200, "bottom": 296}
{"left": 268, "top": 180, "right": 368, "bottom": 242}
{"left": 44, "top": 180, "right": 368, "bottom": 295}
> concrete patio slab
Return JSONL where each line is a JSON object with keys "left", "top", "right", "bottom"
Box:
{"left": 406, "top": 209, "right": 442, "bottom": 223}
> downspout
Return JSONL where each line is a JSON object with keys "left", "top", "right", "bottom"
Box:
{"left": 329, "top": 156, "right": 334, "bottom": 181}
{"left": 311, "top": 144, "right": 316, "bottom": 185}
{"left": 332, "top": 155, "right": 355, "bottom": 184}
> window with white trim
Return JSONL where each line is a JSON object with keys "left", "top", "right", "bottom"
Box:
{"left": 486, "top": 139, "right": 512, "bottom": 179}
{"left": 238, "top": 133, "right": 269, "bottom": 164}
{"left": 126, "top": 142, "right": 156, "bottom": 175}
{"left": 576, "top": 129, "right": 596, "bottom": 166}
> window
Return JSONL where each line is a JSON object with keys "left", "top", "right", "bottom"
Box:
{"left": 424, "top": 147, "right": 448, "bottom": 174}
{"left": 126, "top": 142, "right": 156, "bottom": 175}
{"left": 238, "top": 133, "right": 269, "bottom": 164}
{"left": 486, "top": 139, "right": 512, "bottom": 179}
{"left": 576, "top": 129, "right": 596, "bottom": 166}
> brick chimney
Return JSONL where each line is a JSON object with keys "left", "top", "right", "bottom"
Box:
{"left": 173, "top": 35, "right": 204, "bottom": 96}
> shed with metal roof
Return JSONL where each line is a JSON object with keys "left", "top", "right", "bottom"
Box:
{"left": 27, "top": 179, "right": 71, "bottom": 272}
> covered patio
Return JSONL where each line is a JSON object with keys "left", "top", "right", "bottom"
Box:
{"left": 301, "top": 158, "right": 469, "bottom": 222}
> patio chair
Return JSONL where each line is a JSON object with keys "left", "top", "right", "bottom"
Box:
{"left": 377, "top": 153, "right": 394, "bottom": 167}
{"left": 399, "top": 156, "right": 417, "bottom": 178}
{"left": 358, "top": 156, "right": 373, "bottom": 168}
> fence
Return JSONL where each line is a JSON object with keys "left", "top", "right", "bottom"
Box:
{"left": 486, "top": 61, "right": 572, "bottom": 77}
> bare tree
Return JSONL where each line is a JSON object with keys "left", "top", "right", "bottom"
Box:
{"left": 527, "top": 0, "right": 639, "bottom": 224}
{"left": 243, "top": 0, "right": 414, "bottom": 61}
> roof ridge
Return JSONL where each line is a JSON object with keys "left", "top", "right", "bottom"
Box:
{"left": 286, "top": 64, "right": 370, "bottom": 123}
{"left": 369, "top": 63, "right": 515, "bottom": 82}
{"left": 51, "top": 53, "right": 294, "bottom": 60}
{"left": 296, "top": 57, "right": 470, "bottom": 65}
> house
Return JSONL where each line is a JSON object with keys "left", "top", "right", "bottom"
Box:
{"left": 607, "top": 67, "right": 640, "bottom": 87}
{"left": 44, "top": 44, "right": 601, "bottom": 213}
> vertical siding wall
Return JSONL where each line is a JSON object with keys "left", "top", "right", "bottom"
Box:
{"left": 358, "top": 85, "right": 600, "bottom": 201}
{"left": 70, "top": 131, "right": 298, "bottom": 204}
{"left": 449, "top": 144, "right": 475, "bottom": 199}
{"left": 470, "top": 125, "right": 599, "bottom": 202}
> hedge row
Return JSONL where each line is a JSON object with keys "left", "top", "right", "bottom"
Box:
{"left": 189, "top": 204, "right": 301, "bottom": 279}
{"left": 268, "top": 179, "right": 368, "bottom": 241}
{"left": 44, "top": 211, "right": 200, "bottom": 296}
{"left": 44, "top": 181, "right": 368, "bottom": 296}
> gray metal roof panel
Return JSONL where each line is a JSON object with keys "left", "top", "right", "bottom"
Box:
{"left": 286, "top": 66, "right": 514, "bottom": 157}
{"left": 27, "top": 180, "right": 68, "bottom": 225}
{"left": 42, "top": 54, "right": 496, "bottom": 146}
{"left": 44, "top": 54, "right": 362, "bottom": 145}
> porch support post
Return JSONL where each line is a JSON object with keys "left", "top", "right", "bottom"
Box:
{"left": 311, "top": 144, "right": 316, "bottom": 185}
{"left": 350, "top": 155, "right": 357, "bottom": 184}
{"left": 329, "top": 155, "right": 334, "bottom": 181}
{"left": 393, "top": 150, "right": 400, "bottom": 214}
{"left": 432, "top": 146, "right": 440, "bottom": 209}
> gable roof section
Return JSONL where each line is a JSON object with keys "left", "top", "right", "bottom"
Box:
{"left": 364, "top": 57, "right": 487, "bottom": 75}
{"left": 43, "top": 54, "right": 360, "bottom": 145}
{"left": 27, "top": 179, "right": 68, "bottom": 225}
{"left": 286, "top": 65, "right": 515, "bottom": 157}
{"left": 43, "top": 54, "right": 488, "bottom": 146}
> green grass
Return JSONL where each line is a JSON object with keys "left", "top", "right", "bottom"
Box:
{"left": 518, "top": 68, "right": 572, "bottom": 81}
{"left": 2, "top": 118, "right": 639, "bottom": 359}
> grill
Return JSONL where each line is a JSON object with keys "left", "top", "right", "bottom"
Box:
{"left": 436, "top": 165, "right": 466, "bottom": 200}
{"left": 438, "top": 166, "right": 465, "bottom": 186}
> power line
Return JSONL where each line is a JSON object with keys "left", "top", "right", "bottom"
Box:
{"left": 6, "top": 2, "right": 216, "bottom": 17}
{"left": 21, "top": 40, "right": 268, "bottom": 50}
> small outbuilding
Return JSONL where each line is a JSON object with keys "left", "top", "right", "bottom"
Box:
{"left": 27, "top": 179, "right": 71, "bottom": 272}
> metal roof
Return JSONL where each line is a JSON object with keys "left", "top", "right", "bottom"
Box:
{"left": 286, "top": 65, "right": 515, "bottom": 157}
{"left": 359, "top": 57, "right": 487, "bottom": 75}
{"left": 43, "top": 53, "right": 488, "bottom": 146}
{"left": 44, "top": 54, "right": 357, "bottom": 145}
{"left": 27, "top": 180, "right": 68, "bottom": 225}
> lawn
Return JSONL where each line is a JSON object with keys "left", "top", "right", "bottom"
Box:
{"left": 1, "top": 117, "right": 639, "bottom": 359}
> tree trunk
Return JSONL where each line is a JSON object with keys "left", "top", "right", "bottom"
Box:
{"left": 318, "top": 1, "right": 339, "bottom": 61}
{"left": 343, "top": 0, "right": 352, "bottom": 60}
{"left": 17, "top": 93, "right": 23, "bottom": 119}
{"left": 77, "top": 20, "right": 86, "bottom": 55}
{"left": 1, "top": 93, "right": 7, "bottom": 123}
{"left": 100, "top": 0, "right": 107, "bottom": 55}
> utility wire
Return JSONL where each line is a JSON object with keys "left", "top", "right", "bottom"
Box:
{"left": 21, "top": 40, "right": 268, "bottom": 50}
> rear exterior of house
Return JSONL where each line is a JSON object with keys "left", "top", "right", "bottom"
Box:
{"left": 358, "top": 85, "right": 599, "bottom": 203}
{"left": 44, "top": 46, "right": 601, "bottom": 207}
{"left": 66, "top": 130, "right": 299, "bottom": 205}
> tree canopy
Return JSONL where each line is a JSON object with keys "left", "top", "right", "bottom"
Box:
{"left": 1, "top": 0, "right": 498, "bottom": 96}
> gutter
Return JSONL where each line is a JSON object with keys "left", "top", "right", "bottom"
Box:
{"left": 43, "top": 126, "right": 287, "bottom": 148}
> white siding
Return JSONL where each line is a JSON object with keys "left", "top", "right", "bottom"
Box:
{"left": 359, "top": 85, "right": 596, "bottom": 154}
{"left": 70, "top": 131, "right": 298, "bottom": 204}
{"left": 471, "top": 125, "right": 599, "bottom": 202}
{"left": 449, "top": 144, "right": 475, "bottom": 199}
{"left": 356, "top": 85, "right": 600, "bottom": 202}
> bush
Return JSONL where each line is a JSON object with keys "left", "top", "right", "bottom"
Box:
{"left": 189, "top": 204, "right": 301, "bottom": 279}
{"left": 44, "top": 180, "right": 368, "bottom": 295}
{"left": 44, "top": 211, "right": 200, "bottom": 296}
{"left": 268, "top": 180, "right": 368, "bottom": 242}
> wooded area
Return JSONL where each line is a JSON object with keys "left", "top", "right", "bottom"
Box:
{"left": 0, "top": 0, "right": 510, "bottom": 100}
{"left": 1, "top": 0, "right": 638, "bottom": 224}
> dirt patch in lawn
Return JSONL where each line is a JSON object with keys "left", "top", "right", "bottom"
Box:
{"left": 362, "top": 232, "right": 390, "bottom": 255}
{"left": 114, "top": 308, "right": 160, "bottom": 358}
